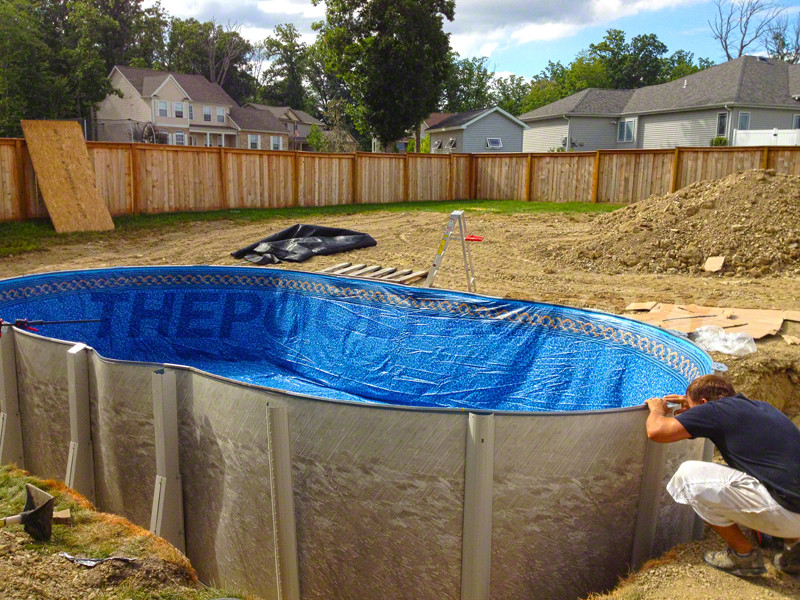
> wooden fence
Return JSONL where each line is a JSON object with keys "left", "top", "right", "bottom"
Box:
{"left": 2, "top": 139, "right": 800, "bottom": 223}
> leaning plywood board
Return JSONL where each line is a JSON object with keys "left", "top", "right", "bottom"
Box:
{"left": 626, "top": 303, "right": 787, "bottom": 340}
{"left": 21, "top": 120, "right": 114, "bottom": 233}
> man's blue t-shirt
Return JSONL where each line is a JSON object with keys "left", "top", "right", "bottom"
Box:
{"left": 676, "top": 394, "right": 800, "bottom": 514}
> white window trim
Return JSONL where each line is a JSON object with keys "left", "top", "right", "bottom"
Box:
{"left": 486, "top": 137, "right": 503, "bottom": 149}
{"left": 203, "top": 106, "right": 212, "bottom": 122}
{"left": 249, "top": 134, "right": 261, "bottom": 150}
{"left": 174, "top": 131, "right": 185, "bottom": 146}
{"left": 188, "top": 105, "right": 194, "bottom": 120}
{"left": 270, "top": 136, "right": 282, "bottom": 150}
{"left": 174, "top": 102, "right": 184, "bottom": 119}
{"left": 432, "top": 140, "right": 442, "bottom": 150}
{"left": 216, "top": 107, "right": 225, "bottom": 123}
{"left": 716, "top": 112, "right": 728, "bottom": 137}
{"left": 737, "top": 111, "right": 750, "bottom": 131}
{"left": 158, "top": 100, "right": 169, "bottom": 118}
{"left": 793, "top": 114, "right": 800, "bottom": 129}
{"left": 446, "top": 138, "right": 457, "bottom": 149}
{"left": 617, "top": 118, "right": 635, "bottom": 143}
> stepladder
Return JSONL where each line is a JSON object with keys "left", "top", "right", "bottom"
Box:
{"left": 423, "top": 210, "right": 477, "bottom": 292}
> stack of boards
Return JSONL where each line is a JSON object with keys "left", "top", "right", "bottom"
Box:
{"left": 319, "top": 263, "right": 429, "bottom": 285}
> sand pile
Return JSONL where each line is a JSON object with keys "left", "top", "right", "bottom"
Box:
{"left": 572, "top": 169, "right": 800, "bottom": 277}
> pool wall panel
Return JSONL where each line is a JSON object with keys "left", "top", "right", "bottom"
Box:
{"left": 284, "top": 397, "right": 467, "bottom": 600}
{"left": 89, "top": 355, "right": 157, "bottom": 528}
{"left": 175, "top": 371, "right": 278, "bottom": 598}
{"left": 490, "top": 411, "right": 646, "bottom": 600}
{"left": 14, "top": 333, "right": 70, "bottom": 480}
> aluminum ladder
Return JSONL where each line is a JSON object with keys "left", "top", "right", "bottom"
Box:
{"left": 422, "top": 210, "right": 477, "bottom": 292}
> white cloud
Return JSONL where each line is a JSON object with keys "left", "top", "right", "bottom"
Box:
{"left": 256, "top": 0, "right": 325, "bottom": 20}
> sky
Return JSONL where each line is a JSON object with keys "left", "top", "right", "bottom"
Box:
{"left": 146, "top": 0, "right": 800, "bottom": 79}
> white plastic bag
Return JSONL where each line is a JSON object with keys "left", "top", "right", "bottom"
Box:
{"left": 689, "top": 325, "right": 757, "bottom": 357}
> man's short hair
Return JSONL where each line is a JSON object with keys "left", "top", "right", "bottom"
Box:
{"left": 686, "top": 374, "right": 735, "bottom": 403}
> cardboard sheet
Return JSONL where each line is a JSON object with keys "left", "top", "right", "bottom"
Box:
{"left": 21, "top": 120, "right": 114, "bottom": 233}
{"left": 626, "top": 303, "right": 799, "bottom": 340}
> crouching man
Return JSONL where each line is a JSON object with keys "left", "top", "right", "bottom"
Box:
{"left": 645, "top": 374, "right": 800, "bottom": 576}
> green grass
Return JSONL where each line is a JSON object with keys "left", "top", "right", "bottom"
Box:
{"left": 0, "top": 199, "right": 621, "bottom": 258}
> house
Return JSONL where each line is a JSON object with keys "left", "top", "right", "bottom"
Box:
{"left": 244, "top": 104, "right": 342, "bottom": 151}
{"left": 94, "top": 66, "right": 288, "bottom": 149}
{"left": 519, "top": 56, "right": 800, "bottom": 152}
{"left": 384, "top": 112, "right": 454, "bottom": 152}
{"left": 427, "top": 107, "right": 528, "bottom": 154}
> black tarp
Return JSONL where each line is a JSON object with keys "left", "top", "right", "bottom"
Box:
{"left": 231, "top": 224, "right": 377, "bottom": 265}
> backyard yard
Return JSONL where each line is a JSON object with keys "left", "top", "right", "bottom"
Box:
{"left": 0, "top": 171, "right": 798, "bottom": 599}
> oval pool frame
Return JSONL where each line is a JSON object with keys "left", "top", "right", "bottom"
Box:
{"left": 0, "top": 266, "right": 714, "bottom": 600}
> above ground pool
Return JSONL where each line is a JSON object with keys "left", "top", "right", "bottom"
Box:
{"left": 0, "top": 266, "right": 715, "bottom": 600}
{"left": 0, "top": 266, "right": 711, "bottom": 411}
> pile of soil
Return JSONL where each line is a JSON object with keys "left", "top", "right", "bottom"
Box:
{"left": 571, "top": 170, "right": 800, "bottom": 278}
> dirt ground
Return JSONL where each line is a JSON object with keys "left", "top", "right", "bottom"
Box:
{"left": 1, "top": 207, "right": 799, "bottom": 599}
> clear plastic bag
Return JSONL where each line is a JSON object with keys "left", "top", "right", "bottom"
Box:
{"left": 689, "top": 325, "right": 757, "bottom": 357}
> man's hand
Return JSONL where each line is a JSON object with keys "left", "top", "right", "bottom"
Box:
{"left": 644, "top": 395, "right": 692, "bottom": 443}
{"left": 664, "top": 394, "right": 689, "bottom": 414}
{"left": 645, "top": 396, "right": 669, "bottom": 415}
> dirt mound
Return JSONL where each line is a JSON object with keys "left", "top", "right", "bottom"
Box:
{"left": 571, "top": 170, "right": 800, "bottom": 277}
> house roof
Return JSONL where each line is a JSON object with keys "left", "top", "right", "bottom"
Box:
{"left": 114, "top": 66, "right": 236, "bottom": 106}
{"left": 423, "top": 112, "right": 454, "bottom": 128}
{"left": 427, "top": 106, "right": 529, "bottom": 132}
{"left": 245, "top": 103, "right": 324, "bottom": 126}
{"left": 229, "top": 106, "right": 286, "bottom": 134}
{"left": 519, "top": 56, "right": 800, "bottom": 121}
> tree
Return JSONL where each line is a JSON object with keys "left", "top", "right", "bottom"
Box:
{"left": 440, "top": 53, "right": 495, "bottom": 113}
{"left": 305, "top": 39, "right": 350, "bottom": 118}
{"left": 307, "top": 123, "right": 325, "bottom": 151}
{"left": 660, "top": 50, "right": 714, "bottom": 82}
{"left": 764, "top": 14, "right": 800, "bottom": 63}
{"left": 491, "top": 75, "right": 530, "bottom": 116}
{"left": 709, "top": 0, "right": 783, "bottom": 61}
{"left": 259, "top": 24, "right": 308, "bottom": 108}
{"left": 588, "top": 29, "right": 667, "bottom": 88}
{"left": 315, "top": 0, "right": 455, "bottom": 145}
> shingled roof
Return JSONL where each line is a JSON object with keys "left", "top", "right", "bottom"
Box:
{"left": 114, "top": 66, "right": 237, "bottom": 106}
{"left": 519, "top": 56, "right": 800, "bottom": 121}
{"left": 229, "top": 106, "right": 286, "bottom": 134}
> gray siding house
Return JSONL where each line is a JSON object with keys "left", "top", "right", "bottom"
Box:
{"left": 428, "top": 107, "right": 528, "bottom": 154}
{"left": 519, "top": 56, "right": 800, "bottom": 152}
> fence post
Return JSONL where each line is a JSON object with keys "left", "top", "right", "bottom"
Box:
{"left": 65, "top": 343, "right": 95, "bottom": 503}
{"left": 449, "top": 154, "right": 455, "bottom": 200}
{"left": 461, "top": 412, "right": 494, "bottom": 600}
{"left": 469, "top": 155, "right": 477, "bottom": 200}
{"left": 404, "top": 153, "right": 410, "bottom": 202}
{"left": 352, "top": 153, "right": 360, "bottom": 205}
{"left": 292, "top": 151, "right": 300, "bottom": 207}
{"left": 669, "top": 147, "right": 681, "bottom": 193}
{"left": 14, "top": 140, "right": 28, "bottom": 221}
{"left": 266, "top": 404, "right": 300, "bottom": 600}
{"left": 131, "top": 143, "right": 141, "bottom": 214}
{"left": 219, "top": 147, "right": 228, "bottom": 210}
{"left": 761, "top": 146, "right": 770, "bottom": 170}
{"left": 149, "top": 369, "right": 186, "bottom": 554}
{"left": 0, "top": 328, "right": 24, "bottom": 467}
{"left": 524, "top": 154, "right": 532, "bottom": 202}
{"left": 591, "top": 150, "right": 601, "bottom": 203}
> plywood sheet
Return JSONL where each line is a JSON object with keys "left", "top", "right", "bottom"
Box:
{"left": 627, "top": 303, "right": 788, "bottom": 339}
{"left": 21, "top": 120, "right": 114, "bottom": 232}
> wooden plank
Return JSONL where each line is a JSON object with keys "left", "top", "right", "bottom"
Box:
{"left": 669, "top": 147, "right": 681, "bottom": 193}
{"left": 591, "top": 150, "right": 600, "bottom": 203}
{"left": 334, "top": 263, "right": 367, "bottom": 275}
{"left": 349, "top": 265, "right": 382, "bottom": 277}
{"left": 21, "top": 120, "right": 114, "bottom": 232}
{"left": 14, "top": 139, "right": 27, "bottom": 221}
{"left": 370, "top": 267, "right": 398, "bottom": 278}
{"left": 394, "top": 270, "right": 429, "bottom": 283}
{"left": 131, "top": 144, "right": 141, "bottom": 213}
{"left": 319, "top": 262, "right": 351, "bottom": 273}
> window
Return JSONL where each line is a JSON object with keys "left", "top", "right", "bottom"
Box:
{"left": 174, "top": 131, "right": 185, "bottom": 145}
{"left": 271, "top": 136, "right": 282, "bottom": 151}
{"left": 445, "top": 138, "right": 457, "bottom": 149}
{"left": 158, "top": 101, "right": 168, "bottom": 117}
{"left": 432, "top": 140, "right": 442, "bottom": 150}
{"left": 188, "top": 105, "right": 194, "bottom": 120}
{"left": 617, "top": 119, "right": 634, "bottom": 143}
{"left": 203, "top": 106, "right": 211, "bottom": 122}
{"left": 737, "top": 112, "right": 750, "bottom": 131}
{"left": 793, "top": 115, "right": 800, "bottom": 129}
{"left": 486, "top": 137, "right": 503, "bottom": 149}
{"left": 217, "top": 107, "right": 225, "bottom": 123}
{"left": 174, "top": 102, "right": 184, "bottom": 119}
{"left": 716, "top": 112, "right": 727, "bottom": 137}
{"left": 249, "top": 134, "right": 260, "bottom": 150}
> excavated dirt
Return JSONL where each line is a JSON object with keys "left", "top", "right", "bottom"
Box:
{"left": 570, "top": 170, "right": 800, "bottom": 278}
{"left": 0, "top": 172, "right": 798, "bottom": 600}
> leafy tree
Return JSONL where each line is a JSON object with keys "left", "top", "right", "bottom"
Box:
{"left": 660, "top": 51, "right": 714, "bottom": 82}
{"left": 305, "top": 39, "right": 350, "bottom": 118}
{"left": 588, "top": 29, "right": 667, "bottom": 88}
{"left": 258, "top": 24, "right": 308, "bottom": 108}
{"left": 492, "top": 74, "right": 530, "bottom": 116}
{"left": 406, "top": 135, "right": 430, "bottom": 153}
{"left": 440, "top": 53, "right": 495, "bottom": 112}
{"left": 315, "top": 0, "right": 455, "bottom": 145}
{"left": 307, "top": 124, "right": 325, "bottom": 151}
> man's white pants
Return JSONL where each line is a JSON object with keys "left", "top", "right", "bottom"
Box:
{"left": 668, "top": 460, "right": 800, "bottom": 538}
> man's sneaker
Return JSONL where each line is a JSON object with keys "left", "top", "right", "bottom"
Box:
{"left": 703, "top": 547, "right": 766, "bottom": 577}
{"left": 773, "top": 542, "right": 800, "bottom": 575}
